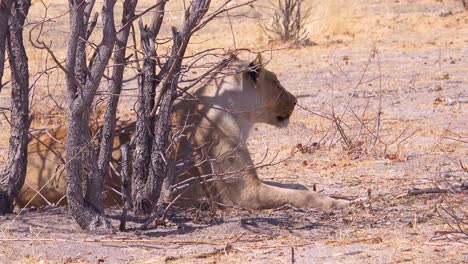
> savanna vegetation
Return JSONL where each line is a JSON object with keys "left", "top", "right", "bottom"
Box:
{"left": 0, "top": 0, "right": 466, "bottom": 263}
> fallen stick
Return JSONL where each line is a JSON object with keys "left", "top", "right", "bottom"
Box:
{"left": 326, "top": 237, "right": 383, "bottom": 245}
{"left": 408, "top": 188, "right": 448, "bottom": 195}
{"left": 329, "top": 194, "right": 360, "bottom": 201}
{"left": 434, "top": 230, "right": 467, "bottom": 236}
{"left": 291, "top": 246, "right": 295, "bottom": 264}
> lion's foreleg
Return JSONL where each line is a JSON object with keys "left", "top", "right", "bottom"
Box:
{"left": 255, "top": 183, "right": 348, "bottom": 209}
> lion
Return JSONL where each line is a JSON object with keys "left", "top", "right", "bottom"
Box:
{"left": 17, "top": 54, "right": 348, "bottom": 210}
{"left": 16, "top": 122, "right": 133, "bottom": 208}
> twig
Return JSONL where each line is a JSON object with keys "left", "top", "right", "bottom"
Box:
{"left": 373, "top": 45, "right": 383, "bottom": 148}
{"left": 166, "top": 234, "right": 244, "bottom": 261}
{"left": 329, "top": 194, "right": 361, "bottom": 201}
{"left": 291, "top": 246, "right": 295, "bottom": 264}
{"left": 296, "top": 104, "right": 332, "bottom": 121}
{"left": 460, "top": 160, "right": 468, "bottom": 173}
{"left": 340, "top": 50, "right": 375, "bottom": 120}
{"left": 27, "top": 2, "right": 83, "bottom": 91}
{"left": 333, "top": 115, "right": 353, "bottom": 151}
{"left": 326, "top": 237, "right": 383, "bottom": 245}
{"left": 408, "top": 188, "right": 448, "bottom": 195}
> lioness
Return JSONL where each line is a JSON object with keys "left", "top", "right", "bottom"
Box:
{"left": 17, "top": 54, "right": 347, "bottom": 210}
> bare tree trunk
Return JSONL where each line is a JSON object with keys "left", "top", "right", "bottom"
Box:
{"left": 131, "top": 34, "right": 157, "bottom": 214}
{"left": 0, "top": 0, "right": 31, "bottom": 215}
{"left": 0, "top": 0, "right": 13, "bottom": 90}
{"left": 145, "top": 27, "right": 181, "bottom": 213}
{"left": 132, "top": 0, "right": 211, "bottom": 215}
{"left": 65, "top": 0, "right": 116, "bottom": 231}
{"left": 132, "top": 0, "right": 166, "bottom": 215}
{"left": 97, "top": 0, "right": 137, "bottom": 190}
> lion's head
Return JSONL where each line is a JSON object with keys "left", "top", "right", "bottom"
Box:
{"left": 246, "top": 54, "right": 297, "bottom": 128}
{"left": 190, "top": 54, "right": 297, "bottom": 132}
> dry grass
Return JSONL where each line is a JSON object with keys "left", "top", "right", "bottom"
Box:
{"left": 0, "top": 0, "right": 467, "bottom": 262}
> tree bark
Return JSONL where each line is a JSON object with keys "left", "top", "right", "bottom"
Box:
{"left": 65, "top": 0, "right": 116, "bottom": 231}
{"left": 132, "top": 0, "right": 166, "bottom": 215}
{"left": 97, "top": 0, "right": 137, "bottom": 194}
{"left": 145, "top": 28, "right": 181, "bottom": 213}
{"left": 0, "top": 0, "right": 13, "bottom": 90}
{"left": 0, "top": 0, "right": 31, "bottom": 215}
{"left": 119, "top": 142, "right": 132, "bottom": 231}
{"left": 132, "top": 0, "right": 211, "bottom": 215}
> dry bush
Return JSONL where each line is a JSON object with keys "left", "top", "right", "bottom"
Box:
{"left": 258, "top": 0, "right": 311, "bottom": 43}
{"left": 436, "top": 194, "right": 467, "bottom": 240}
{"left": 432, "top": 161, "right": 468, "bottom": 241}
{"left": 297, "top": 48, "right": 418, "bottom": 161}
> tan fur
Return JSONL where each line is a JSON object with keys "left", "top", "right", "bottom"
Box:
{"left": 17, "top": 55, "right": 347, "bottom": 210}
{"left": 16, "top": 124, "right": 131, "bottom": 208}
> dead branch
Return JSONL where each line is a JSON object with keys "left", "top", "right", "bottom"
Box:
{"left": 460, "top": 160, "right": 468, "bottom": 173}
{"left": 296, "top": 104, "right": 333, "bottom": 121}
{"left": 85, "top": 12, "right": 98, "bottom": 40}
{"left": 340, "top": 50, "right": 376, "bottom": 120}
{"left": 27, "top": 0, "right": 83, "bottom": 91}
{"left": 373, "top": 45, "right": 383, "bottom": 148}
{"left": 326, "top": 237, "right": 383, "bottom": 245}
{"left": 332, "top": 115, "right": 354, "bottom": 151}
{"left": 408, "top": 188, "right": 449, "bottom": 195}
{"left": 435, "top": 195, "right": 467, "bottom": 240}
{"left": 116, "top": 0, "right": 169, "bottom": 35}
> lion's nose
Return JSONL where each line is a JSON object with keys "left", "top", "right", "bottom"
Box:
{"left": 276, "top": 115, "right": 287, "bottom": 122}
{"left": 291, "top": 94, "right": 297, "bottom": 105}
{"left": 276, "top": 116, "right": 287, "bottom": 122}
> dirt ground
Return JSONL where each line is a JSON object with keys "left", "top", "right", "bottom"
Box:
{"left": 0, "top": 0, "right": 467, "bottom": 263}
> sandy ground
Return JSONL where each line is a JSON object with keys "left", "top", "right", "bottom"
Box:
{"left": 1, "top": 0, "right": 467, "bottom": 263}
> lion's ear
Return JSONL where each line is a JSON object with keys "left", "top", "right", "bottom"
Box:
{"left": 248, "top": 53, "right": 263, "bottom": 82}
